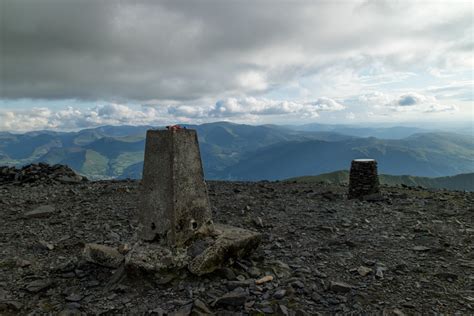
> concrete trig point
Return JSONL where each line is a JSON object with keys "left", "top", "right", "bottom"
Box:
{"left": 139, "top": 129, "right": 213, "bottom": 246}
{"left": 133, "top": 127, "right": 261, "bottom": 276}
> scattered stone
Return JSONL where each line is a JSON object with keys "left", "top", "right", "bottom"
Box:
{"left": 25, "top": 279, "right": 53, "bottom": 293}
{"left": 248, "top": 266, "right": 261, "bottom": 278}
{"left": 0, "top": 300, "right": 23, "bottom": 312}
{"left": 169, "top": 303, "right": 193, "bottom": 316}
{"left": 214, "top": 288, "right": 248, "bottom": 307}
{"left": 83, "top": 243, "right": 124, "bottom": 268}
{"left": 434, "top": 272, "right": 458, "bottom": 281}
{"left": 412, "top": 246, "right": 431, "bottom": 252}
{"left": 39, "top": 240, "right": 54, "bottom": 250}
{"left": 291, "top": 280, "right": 305, "bottom": 289}
{"left": 357, "top": 266, "right": 372, "bottom": 276}
{"left": 256, "top": 275, "right": 274, "bottom": 285}
{"left": 24, "top": 205, "right": 56, "bottom": 218}
{"left": 329, "top": 281, "right": 353, "bottom": 293}
{"left": 193, "top": 298, "right": 212, "bottom": 314}
{"left": 375, "top": 267, "right": 384, "bottom": 279}
{"left": 65, "top": 293, "right": 83, "bottom": 302}
{"left": 273, "top": 289, "right": 287, "bottom": 299}
{"left": 277, "top": 304, "right": 290, "bottom": 316}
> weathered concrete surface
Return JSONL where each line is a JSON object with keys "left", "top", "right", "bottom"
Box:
{"left": 139, "top": 129, "right": 213, "bottom": 246}
{"left": 188, "top": 224, "right": 262, "bottom": 276}
{"left": 124, "top": 225, "right": 261, "bottom": 276}
{"left": 124, "top": 242, "right": 189, "bottom": 274}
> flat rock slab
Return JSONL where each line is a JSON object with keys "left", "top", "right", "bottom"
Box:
{"left": 83, "top": 243, "right": 124, "bottom": 268}
{"left": 125, "top": 224, "right": 261, "bottom": 276}
{"left": 24, "top": 205, "right": 56, "bottom": 218}
{"left": 188, "top": 224, "right": 261, "bottom": 276}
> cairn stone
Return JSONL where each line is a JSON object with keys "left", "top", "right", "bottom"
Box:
{"left": 139, "top": 129, "right": 213, "bottom": 246}
{"left": 348, "top": 159, "right": 380, "bottom": 199}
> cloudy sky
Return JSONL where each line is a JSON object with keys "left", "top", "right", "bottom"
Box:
{"left": 0, "top": 0, "right": 472, "bottom": 131}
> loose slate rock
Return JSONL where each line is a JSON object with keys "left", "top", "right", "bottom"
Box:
{"left": 329, "top": 281, "right": 353, "bottom": 293}
{"left": 215, "top": 288, "right": 248, "bottom": 307}
{"left": 357, "top": 266, "right": 372, "bottom": 276}
{"left": 25, "top": 279, "right": 53, "bottom": 293}
{"left": 24, "top": 205, "right": 56, "bottom": 218}
{"left": 83, "top": 243, "right": 124, "bottom": 268}
{"left": 412, "top": 246, "right": 431, "bottom": 252}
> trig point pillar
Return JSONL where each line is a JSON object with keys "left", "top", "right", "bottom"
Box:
{"left": 139, "top": 129, "right": 213, "bottom": 246}
{"left": 348, "top": 159, "right": 380, "bottom": 199}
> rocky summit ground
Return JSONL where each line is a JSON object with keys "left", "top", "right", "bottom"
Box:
{"left": 0, "top": 177, "right": 473, "bottom": 315}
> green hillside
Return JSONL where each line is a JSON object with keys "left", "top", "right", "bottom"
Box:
{"left": 289, "top": 170, "right": 474, "bottom": 191}
{"left": 0, "top": 123, "right": 472, "bottom": 181}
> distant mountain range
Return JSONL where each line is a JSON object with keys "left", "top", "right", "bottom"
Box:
{"left": 288, "top": 170, "right": 474, "bottom": 192}
{"left": 0, "top": 122, "right": 473, "bottom": 181}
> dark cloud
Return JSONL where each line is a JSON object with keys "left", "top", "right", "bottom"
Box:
{"left": 0, "top": 0, "right": 471, "bottom": 103}
{"left": 398, "top": 95, "right": 418, "bottom": 106}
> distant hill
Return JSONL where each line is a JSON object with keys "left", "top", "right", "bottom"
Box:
{"left": 0, "top": 122, "right": 472, "bottom": 181}
{"left": 219, "top": 132, "right": 474, "bottom": 180}
{"left": 288, "top": 170, "right": 474, "bottom": 192}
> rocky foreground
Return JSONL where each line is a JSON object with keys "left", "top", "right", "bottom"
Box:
{"left": 0, "top": 177, "right": 473, "bottom": 315}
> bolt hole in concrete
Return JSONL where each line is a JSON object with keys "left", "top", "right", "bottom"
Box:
{"left": 191, "top": 220, "right": 198, "bottom": 230}
{"left": 151, "top": 222, "right": 156, "bottom": 230}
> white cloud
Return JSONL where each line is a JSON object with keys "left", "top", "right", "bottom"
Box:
{"left": 209, "top": 97, "right": 345, "bottom": 118}
{"left": 0, "top": 104, "right": 170, "bottom": 131}
{"left": 1, "top": 1, "right": 471, "bottom": 104}
{"left": 0, "top": 97, "right": 347, "bottom": 131}
{"left": 358, "top": 91, "right": 459, "bottom": 114}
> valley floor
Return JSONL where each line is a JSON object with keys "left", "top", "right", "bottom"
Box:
{"left": 0, "top": 180, "right": 473, "bottom": 314}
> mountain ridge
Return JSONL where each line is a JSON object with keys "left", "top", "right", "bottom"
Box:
{"left": 0, "top": 123, "right": 472, "bottom": 181}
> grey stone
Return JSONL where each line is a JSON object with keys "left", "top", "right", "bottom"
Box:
{"left": 83, "top": 243, "right": 124, "bottom": 268}
{"left": 193, "top": 299, "right": 212, "bottom": 314}
{"left": 357, "top": 266, "right": 372, "bottom": 276}
{"left": 273, "top": 289, "right": 287, "bottom": 299}
{"left": 188, "top": 224, "right": 261, "bottom": 276}
{"left": 139, "top": 129, "right": 213, "bottom": 246}
{"left": 0, "top": 300, "right": 23, "bottom": 312}
{"left": 214, "top": 288, "right": 248, "bottom": 307}
{"left": 248, "top": 266, "right": 261, "bottom": 278}
{"left": 65, "top": 293, "right": 83, "bottom": 302}
{"left": 25, "top": 279, "right": 53, "bottom": 293}
{"left": 276, "top": 304, "right": 290, "bottom": 316}
{"left": 169, "top": 303, "right": 193, "bottom": 316}
{"left": 329, "top": 281, "right": 353, "bottom": 293}
{"left": 24, "top": 205, "right": 56, "bottom": 218}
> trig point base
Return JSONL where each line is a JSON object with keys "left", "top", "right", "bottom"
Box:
{"left": 139, "top": 129, "right": 213, "bottom": 246}
{"left": 348, "top": 159, "right": 380, "bottom": 199}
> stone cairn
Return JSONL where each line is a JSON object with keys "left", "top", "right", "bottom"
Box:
{"left": 126, "top": 128, "right": 260, "bottom": 276}
{"left": 0, "top": 163, "right": 87, "bottom": 185}
{"left": 348, "top": 159, "right": 380, "bottom": 199}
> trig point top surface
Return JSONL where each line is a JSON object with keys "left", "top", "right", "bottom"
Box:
{"left": 353, "top": 158, "right": 375, "bottom": 162}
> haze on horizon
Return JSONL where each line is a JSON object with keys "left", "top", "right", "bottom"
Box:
{"left": 0, "top": 0, "right": 473, "bottom": 132}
